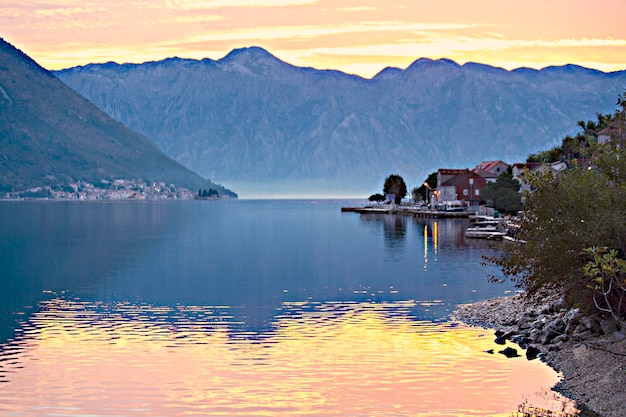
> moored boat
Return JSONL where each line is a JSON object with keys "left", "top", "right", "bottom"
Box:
{"left": 465, "top": 215, "right": 507, "bottom": 239}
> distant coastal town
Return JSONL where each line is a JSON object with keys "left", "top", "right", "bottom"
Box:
{"left": 2, "top": 179, "right": 198, "bottom": 201}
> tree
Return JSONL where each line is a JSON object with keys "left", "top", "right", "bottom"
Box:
{"left": 488, "top": 143, "right": 626, "bottom": 320}
{"left": 412, "top": 172, "right": 437, "bottom": 203}
{"left": 528, "top": 111, "right": 616, "bottom": 163}
{"left": 481, "top": 172, "right": 522, "bottom": 215}
{"left": 368, "top": 193, "right": 385, "bottom": 202}
{"left": 411, "top": 187, "right": 422, "bottom": 203}
{"left": 382, "top": 174, "right": 407, "bottom": 204}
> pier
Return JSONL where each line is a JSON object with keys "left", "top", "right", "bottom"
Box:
{"left": 341, "top": 205, "right": 471, "bottom": 218}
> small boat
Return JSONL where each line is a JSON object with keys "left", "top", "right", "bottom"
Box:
{"left": 465, "top": 215, "right": 507, "bottom": 239}
{"left": 465, "top": 226, "right": 506, "bottom": 239}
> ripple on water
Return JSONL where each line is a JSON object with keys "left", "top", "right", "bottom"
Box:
{"left": 0, "top": 298, "right": 579, "bottom": 417}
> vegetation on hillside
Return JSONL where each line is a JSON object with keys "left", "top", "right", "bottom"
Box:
{"left": 526, "top": 112, "right": 614, "bottom": 163}
{"left": 489, "top": 91, "right": 626, "bottom": 323}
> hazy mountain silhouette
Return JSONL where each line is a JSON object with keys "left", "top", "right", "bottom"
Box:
{"left": 55, "top": 46, "right": 626, "bottom": 196}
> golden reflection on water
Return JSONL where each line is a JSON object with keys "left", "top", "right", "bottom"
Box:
{"left": 0, "top": 299, "right": 577, "bottom": 417}
{"left": 424, "top": 221, "right": 439, "bottom": 272}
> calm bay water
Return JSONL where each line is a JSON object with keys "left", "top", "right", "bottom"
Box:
{"left": 0, "top": 200, "right": 577, "bottom": 416}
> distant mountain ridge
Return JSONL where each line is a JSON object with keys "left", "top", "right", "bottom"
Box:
{"left": 0, "top": 38, "right": 236, "bottom": 197}
{"left": 55, "top": 47, "right": 626, "bottom": 197}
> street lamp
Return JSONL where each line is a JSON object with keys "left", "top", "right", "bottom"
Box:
{"left": 424, "top": 182, "right": 436, "bottom": 209}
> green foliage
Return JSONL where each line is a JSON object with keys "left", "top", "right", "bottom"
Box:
{"left": 368, "top": 193, "right": 385, "bottom": 202}
{"left": 382, "top": 174, "right": 407, "bottom": 204}
{"left": 411, "top": 187, "right": 421, "bottom": 203}
{"left": 527, "top": 112, "right": 612, "bottom": 163}
{"left": 582, "top": 247, "right": 626, "bottom": 324}
{"left": 498, "top": 91, "right": 626, "bottom": 317}
{"left": 527, "top": 147, "right": 562, "bottom": 163}
{"left": 488, "top": 143, "right": 626, "bottom": 316}
{"left": 481, "top": 172, "right": 522, "bottom": 215}
{"left": 412, "top": 172, "right": 437, "bottom": 202}
{"left": 198, "top": 188, "right": 219, "bottom": 197}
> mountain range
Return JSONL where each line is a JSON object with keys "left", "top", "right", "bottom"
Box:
{"left": 53, "top": 47, "right": 626, "bottom": 197}
{"left": 0, "top": 38, "right": 235, "bottom": 198}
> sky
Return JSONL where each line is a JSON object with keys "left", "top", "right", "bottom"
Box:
{"left": 1, "top": 0, "right": 626, "bottom": 78}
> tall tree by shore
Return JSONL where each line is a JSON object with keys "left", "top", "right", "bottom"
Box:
{"left": 383, "top": 174, "right": 407, "bottom": 204}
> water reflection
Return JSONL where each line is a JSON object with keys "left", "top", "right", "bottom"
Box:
{"left": 0, "top": 297, "right": 578, "bottom": 417}
{"left": 0, "top": 201, "right": 574, "bottom": 416}
{"left": 0, "top": 201, "right": 173, "bottom": 341}
{"left": 423, "top": 222, "right": 440, "bottom": 272}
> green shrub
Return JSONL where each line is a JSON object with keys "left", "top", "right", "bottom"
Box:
{"left": 487, "top": 143, "right": 626, "bottom": 318}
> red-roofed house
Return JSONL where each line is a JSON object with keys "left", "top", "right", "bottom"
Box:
{"left": 437, "top": 168, "right": 487, "bottom": 207}
{"left": 472, "top": 161, "right": 510, "bottom": 183}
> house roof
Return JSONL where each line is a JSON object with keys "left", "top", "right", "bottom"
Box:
{"left": 597, "top": 118, "right": 626, "bottom": 141}
{"left": 474, "top": 169, "right": 499, "bottom": 179}
{"left": 438, "top": 168, "right": 469, "bottom": 175}
{"left": 473, "top": 160, "right": 509, "bottom": 173}
{"left": 512, "top": 162, "right": 542, "bottom": 171}
{"left": 440, "top": 171, "right": 484, "bottom": 187}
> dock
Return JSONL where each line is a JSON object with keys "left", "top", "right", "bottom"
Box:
{"left": 341, "top": 205, "right": 471, "bottom": 218}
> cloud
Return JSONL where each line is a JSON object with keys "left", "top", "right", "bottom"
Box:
{"left": 334, "top": 6, "right": 377, "bottom": 12}
{"left": 34, "top": 6, "right": 106, "bottom": 18}
{"left": 2, "top": 0, "right": 625, "bottom": 76}
{"left": 164, "top": 0, "right": 318, "bottom": 10}
{"left": 172, "top": 21, "right": 483, "bottom": 45}
{"left": 513, "top": 38, "right": 626, "bottom": 49}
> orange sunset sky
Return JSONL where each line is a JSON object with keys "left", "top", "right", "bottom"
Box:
{"left": 2, "top": 0, "right": 626, "bottom": 78}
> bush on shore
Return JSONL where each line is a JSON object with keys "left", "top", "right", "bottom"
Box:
{"left": 488, "top": 92, "right": 626, "bottom": 324}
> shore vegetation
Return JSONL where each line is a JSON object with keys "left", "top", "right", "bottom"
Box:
{"left": 488, "top": 90, "right": 626, "bottom": 324}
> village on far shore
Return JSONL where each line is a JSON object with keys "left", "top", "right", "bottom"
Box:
{"left": 3, "top": 179, "right": 198, "bottom": 201}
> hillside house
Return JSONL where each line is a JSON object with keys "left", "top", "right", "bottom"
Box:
{"left": 597, "top": 116, "right": 626, "bottom": 146}
{"left": 512, "top": 161, "right": 568, "bottom": 192}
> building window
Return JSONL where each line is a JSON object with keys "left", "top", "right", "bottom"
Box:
{"left": 463, "top": 189, "right": 468, "bottom": 196}
{"left": 475, "top": 189, "right": 480, "bottom": 196}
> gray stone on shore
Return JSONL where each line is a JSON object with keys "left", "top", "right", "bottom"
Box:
{"left": 453, "top": 291, "right": 625, "bottom": 417}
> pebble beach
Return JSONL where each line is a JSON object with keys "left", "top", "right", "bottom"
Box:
{"left": 454, "top": 292, "right": 626, "bottom": 417}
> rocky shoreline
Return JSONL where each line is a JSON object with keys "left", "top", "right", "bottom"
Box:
{"left": 453, "top": 291, "right": 625, "bottom": 417}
